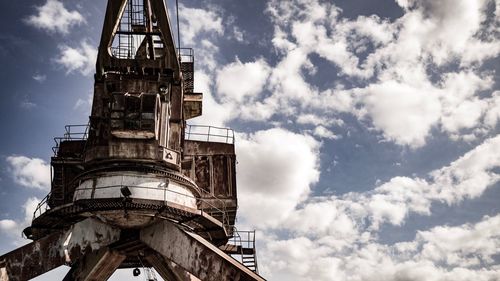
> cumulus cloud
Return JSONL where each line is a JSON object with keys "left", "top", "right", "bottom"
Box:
{"left": 361, "top": 81, "right": 442, "bottom": 147}
{"left": 416, "top": 215, "right": 500, "bottom": 267}
{"left": 216, "top": 58, "right": 270, "bottom": 104}
{"left": 25, "top": 0, "right": 85, "bottom": 34}
{"left": 312, "top": 126, "right": 340, "bottom": 140}
{"left": 296, "top": 114, "right": 344, "bottom": 127}
{"left": 336, "top": 134, "right": 499, "bottom": 230}
{"left": 0, "top": 220, "right": 17, "bottom": 232}
{"left": 234, "top": 0, "right": 500, "bottom": 148}
{"left": 191, "top": 70, "right": 232, "bottom": 126}
{"left": 214, "top": 58, "right": 272, "bottom": 121}
{"left": 260, "top": 215, "right": 500, "bottom": 281}
{"left": 6, "top": 156, "right": 50, "bottom": 190}
{"left": 0, "top": 197, "right": 41, "bottom": 242}
{"left": 242, "top": 134, "right": 500, "bottom": 280}
{"left": 484, "top": 91, "right": 500, "bottom": 128}
{"left": 181, "top": 0, "right": 499, "bottom": 148}
{"left": 54, "top": 41, "right": 97, "bottom": 76}
{"left": 179, "top": 4, "right": 223, "bottom": 46}
{"left": 236, "top": 128, "right": 320, "bottom": 227}
{"left": 106, "top": 1, "right": 500, "bottom": 280}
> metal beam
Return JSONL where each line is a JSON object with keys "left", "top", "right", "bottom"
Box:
{"left": 63, "top": 248, "right": 126, "bottom": 281}
{"left": 140, "top": 221, "right": 266, "bottom": 281}
{"left": 145, "top": 253, "right": 188, "bottom": 281}
{"left": 0, "top": 218, "right": 121, "bottom": 281}
{"left": 0, "top": 232, "right": 65, "bottom": 281}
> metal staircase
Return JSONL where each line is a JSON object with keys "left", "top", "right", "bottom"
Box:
{"left": 223, "top": 230, "right": 259, "bottom": 273}
{"left": 179, "top": 48, "right": 194, "bottom": 93}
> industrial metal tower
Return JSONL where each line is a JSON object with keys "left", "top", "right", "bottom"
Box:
{"left": 0, "top": 1, "right": 264, "bottom": 280}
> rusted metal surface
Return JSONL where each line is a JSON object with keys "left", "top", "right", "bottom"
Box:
{"left": 183, "top": 140, "right": 238, "bottom": 228}
{"left": 64, "top": 248, "right": 126, "bottom": 281}
{"left": 183, "top": 93, "right": 203, "bottom": 119}
{"left": 0, "top": 218, "right": 120, "bottom": 281}
{"left": 145, "top": 253, "right": 190, "bottom": 281}
{"left": 0, "top": 232, "right": 65, "bottom": 281}
{"left": 140, "top": 220, "right": 266, "bottom": 281}
{"left": 1, "top": 0, "right": 264, "bottom": 279}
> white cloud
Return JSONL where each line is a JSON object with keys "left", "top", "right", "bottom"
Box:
{"left": 6, "top": 156, "right": 50, "bottom": 190}
{"left": 236, "top": 128, "right": 320, "bottom": 227}
{"left": 214, "top": 58, "right": 274, "bottom": 121}
{"left": 416, "top": 215, "right": 500, "bottom": 267}
{"left": 312, "top": 126, "right": 340, "bottom": 140}
{"left": 259, "top": 0, "right": 500, "bottom": 148}
{"left": 22, "top": 197, "right": 40, "bottom": 223}
{"left": 0, "top": 197, "right": 41, "bottom": 243}
{"left": 439, "top": 72, "right": 494, "bottom": 134}
{"left": 361, "top": 81, "right": 442, "bottom": 147}
{"left": 179, "top": 5, "right": 223, "bottom": 46}
{"left": 232, "top": 26, "right": 245, "bottom": 42}
{"left": 484, "top": 91, "right": 500, "bottom": 128}
{"left": 0, "top": 220, "right": 17, "bottom": 232}
{"left": 362, "top": 134, "right": 500, "bottom": 228}
{"left": 190, "top": 70, "right": 231, "bottom": 126}
{"left": 251, "top": 134, "right": 500, "bottom": 239}
{"left": 296, "top": 114, "right": 344, "bottom": 127}
{"left": 54, "top": 41, "right": 97, "bottom": 76}
{"left": 32, "top": 74, "right": 47, "bottom": 83}
{"left": 430, "top": 134, "right": 500, "bottom": 203}
{"left": 216, "top": 58, "right": 270, "bottom": 104}
{"left": 73, "top": 94, "right": 93, "bottom": 112}
{"left": 25, "top": 0, "right": 85, "bottom": 34}
{"left": 259, "top": 214, "right": 500, "bottom": 281}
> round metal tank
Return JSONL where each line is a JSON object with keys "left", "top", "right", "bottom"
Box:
{"left": 72, "top": 171, "right": 199, "bottom": 228}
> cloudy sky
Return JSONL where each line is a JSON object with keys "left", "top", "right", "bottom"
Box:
{"left": 1, "top": 0, "right": 500, "bottom": 280}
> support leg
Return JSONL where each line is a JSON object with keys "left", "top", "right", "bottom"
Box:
{"left": 140, "top": 220, "right": 266, "bottom": 281}
{"left": 63, "top": 248, "right": 126, "bottom": 281}
{"left": 0, "top": 232, "right": 66, "bottom": 281}
{"left": 145, "top": 253, "right": 186, "bottom": 281}
{"left": 0, "top": 218, "right": 121, "bottom": 281}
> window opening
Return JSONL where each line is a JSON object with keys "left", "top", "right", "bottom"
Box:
{"left": 111, "top": 93, "right": 159, "bottom": 134}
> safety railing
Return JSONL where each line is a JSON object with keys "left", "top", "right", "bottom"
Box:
{"left": 185, "top": 124, "right": 235, "bottom": 144}
{"left": 33, "top": 192, "right": 51, "bottom": 219}
{"left": 177, "top": 47, "right": 194, "bottom": 63}
{"left": 33, "top": 184, "right": 232, "bottom": 233}
{"left": 228, "top": 229, "right": 259, "bottom": 273}
{"left": 52, "top": 124, "right": 89, "bottom": 155}
{"left": 230, "top": 230, "right": 256, "bottom": 251}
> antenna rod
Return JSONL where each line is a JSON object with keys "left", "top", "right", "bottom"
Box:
{"left": 176, "top": 0, "right": 181, "bottom": 56}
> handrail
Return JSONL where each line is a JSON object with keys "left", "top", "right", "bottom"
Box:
{"left": 33, "top": 184, "right": 232, "bottom": 233}
{"left": 52, "top": 124, "right": 90, "bottom": 155}
{"left": 33, "top": 192, "right": 51, "bottom": 219}
{"left": 227, "top": 228, "right": 259, "bottom": 273}
{"left": 177, "top": 47, "right": 194, "bottom": 63}
{"left": 185, "top": 124, "right": 235, "bottom": 144}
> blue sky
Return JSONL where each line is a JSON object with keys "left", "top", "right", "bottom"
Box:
{"left": 1, "top": 0, "right": 500, "bottom": 280}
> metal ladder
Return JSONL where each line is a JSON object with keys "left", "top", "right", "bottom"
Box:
{"left": 228, "top": 230, "right": 259, "bottom": 273}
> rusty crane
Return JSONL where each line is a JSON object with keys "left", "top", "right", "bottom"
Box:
{"left": 0, "top": 1, "right": 264, "bottom": 280}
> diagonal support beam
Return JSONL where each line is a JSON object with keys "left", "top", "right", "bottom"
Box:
{"left": 63, "top": 248, "right": 125, "bottom": 281}
{"left": 0, "top": 232, "right": 65, "bottom": 281}
{"left": 145, "top": 253, "right": 189, "bottom": 281}
{"left": 140, "top": 221, "right": 266, "bottom": 281}
{"left": 0, "top": 218, "right": 121, "bottom": 281}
